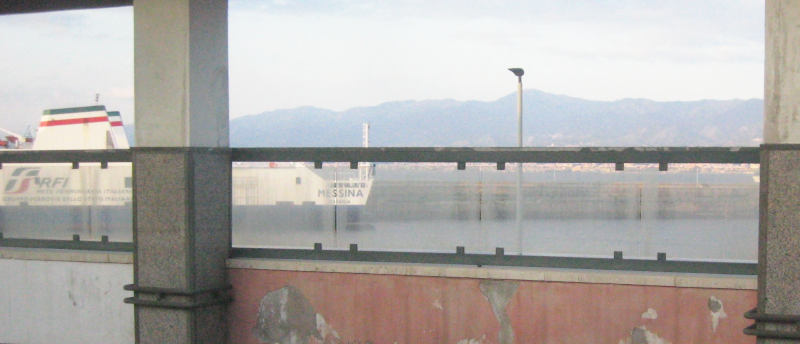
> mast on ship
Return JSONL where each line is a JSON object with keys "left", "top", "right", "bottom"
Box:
{"left": 359, "top": 123, "right": 374, "bottom": 180}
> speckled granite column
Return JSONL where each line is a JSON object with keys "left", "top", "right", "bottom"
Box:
{"left": 757, "top": 1, "right": 800, "bottom": 342}
{"left": 758, "top": 146, "right": 800, "bottom": 342}
{"left": 132, "top": 148, "right": 230, "bottom": 343}
{"left": 132, "top": 0, "right": 229, "bottom": 342}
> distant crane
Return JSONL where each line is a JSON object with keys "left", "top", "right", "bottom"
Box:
{"left": 0, "top": 126, "right": 33, "bottom": 149}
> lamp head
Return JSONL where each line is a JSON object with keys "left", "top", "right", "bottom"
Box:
{"left": 508, "top": 68, "right": 524, "bottom": 77}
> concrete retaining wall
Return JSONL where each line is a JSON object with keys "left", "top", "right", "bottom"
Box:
{"left": 0, "top": 249, "right": 757, "bottom": 344}
{"left": 0, "top": 249, "right": 134, "bottom": 344}
{"left": 228, "top": 259, "right": 756, "bottom": 344}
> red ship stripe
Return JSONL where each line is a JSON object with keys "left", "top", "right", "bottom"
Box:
{"left": 39, "top": 116, "right": 109, "bottom": 127}
{"left": 110, "top": 121, "right": 123, "bottom": 127}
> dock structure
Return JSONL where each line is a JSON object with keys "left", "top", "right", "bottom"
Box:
{"left": 1, "top": 1, "right": 799, "bottom": 343}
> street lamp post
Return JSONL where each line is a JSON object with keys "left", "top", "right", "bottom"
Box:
{"left": 508, "top": 67, "right": 524, "bottom": 255}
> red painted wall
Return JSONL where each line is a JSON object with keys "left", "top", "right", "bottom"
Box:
{"left": 228, "top": 268, "right": 756, "bottom": 344}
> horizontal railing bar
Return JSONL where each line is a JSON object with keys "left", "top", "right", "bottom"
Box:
{"left": 230, "top": 247, "right": 757, "bottom": 275}
{"left": 0, "top": 149, "right": 132, "bottom": 163}
{"left": 0, "top": 237, "right": 133, "bottom": 252}
{"left": 0, "top": 147, "right": 759, "bottom": 164}
{"left": 231, "top": 147, "right": 760, "bottom": 164}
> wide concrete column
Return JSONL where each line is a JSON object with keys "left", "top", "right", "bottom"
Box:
{"left": 128, "top": 0, "right": 230, "bottom": 343}
{"left": 756, "top": 1, "right": 800, "bottom": 342}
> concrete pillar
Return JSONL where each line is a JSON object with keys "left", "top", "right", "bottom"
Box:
{"left": 134, "top": 0, "right": 228, "bottom": 147}
{"left": 128, "top": 0, "right": 230, "bottom": 343}
{"left": 757, "top": 1, "right": 800, "bottom": 342}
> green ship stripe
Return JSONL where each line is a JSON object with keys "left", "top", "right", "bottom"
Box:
{"left": 43, "top": 105, "right": 107, "bottom": 115}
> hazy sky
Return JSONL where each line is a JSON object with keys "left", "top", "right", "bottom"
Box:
{"left": 0, "top": 0, "right": 764, "bottom": 134}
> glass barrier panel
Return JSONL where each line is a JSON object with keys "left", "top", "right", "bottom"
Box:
{"left": 0, "top": 162, "right": 132, "bottom": 242}
{"left": 334, "top": 162, "right": 485, "bottom": 252}
{"left": 231, "top": 161, "right": 758, "bottom": 261}
{"left": 232, "top": 162, "right": 338, "bottom": 249}
{"left": 505, "top": 163, "right": 758, "bottom": 261}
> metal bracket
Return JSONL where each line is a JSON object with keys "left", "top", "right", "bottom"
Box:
{"left": 123, "top": 297, "right": 233, "bottom": 309}
{"left": 744, "top": 307, "right": 800, "bottom": 339}
{"left": 123, "top": 284, "right": 233, "bottom": 310}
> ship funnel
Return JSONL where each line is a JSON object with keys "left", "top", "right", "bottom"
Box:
{"left": 33, "top": 105, "right": 129, "bottom": 150}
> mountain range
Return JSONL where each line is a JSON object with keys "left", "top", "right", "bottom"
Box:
{"left": 129, "top": 90, "right": 764, "bottom": 147}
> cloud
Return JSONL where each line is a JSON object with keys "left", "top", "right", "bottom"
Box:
{"left": 0, "top": 7, "right": 133, "bottom": 133}
{"left": 229, "top": 1, "right": 763, "bottom": 118}
{"left": 0, "top": 1, "right": 764, "bottom": 131}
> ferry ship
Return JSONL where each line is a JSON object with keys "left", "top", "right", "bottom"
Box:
{"left": 1, "top": 105, "right": 373, "bottom": 207}
{"left": 0, "top": 106, "right": 373, "bottom": 240}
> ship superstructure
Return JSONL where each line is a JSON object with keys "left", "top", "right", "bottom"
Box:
{"left": 1, "top": 105, "right": 372, "bottom": 207}
{"left": 33, "top": 105, "right": 129, "bottom": 150}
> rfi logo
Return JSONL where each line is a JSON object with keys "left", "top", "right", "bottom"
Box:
{"left": 4, "top": 167, "right": 68, "bottom": 194}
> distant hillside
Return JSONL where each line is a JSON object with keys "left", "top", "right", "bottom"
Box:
{"left": 131, "top": 90, "right": 764, "bottom": 147}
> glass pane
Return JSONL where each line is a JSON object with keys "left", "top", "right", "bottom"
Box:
{"left": 0, "top": 162, "right": 132, "bottom": 241}
{"left": 231, "top": 162, "right": 758, "bottom": 262}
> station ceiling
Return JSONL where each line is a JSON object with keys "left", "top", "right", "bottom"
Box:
{"left": 0, "top": 0, "right": 131, "bottom": 15}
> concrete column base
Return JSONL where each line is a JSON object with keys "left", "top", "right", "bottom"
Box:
{"left": 756, "top": 144, "right": 800, "bottom": 343}
{"left": 129, "top": 148, "right": 231, "bottom": 344}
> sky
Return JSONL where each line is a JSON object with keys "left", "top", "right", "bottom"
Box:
{"left": 0, "top": 0, "right": 764, "bottom": 135}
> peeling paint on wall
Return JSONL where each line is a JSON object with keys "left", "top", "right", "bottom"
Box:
{"left": 255, "top": 285, "right": 342, "bottom": 344}
{"left": 479, "top": 280, "right": 518, "bottom": 344}
{"left": 432, "top": 299, "right": 443, "bottom": 311}
{"left": 255, "top": 285, "right": 318, "bottom": 344}
{"left": 316, "top": 313, "right": 339, "bottom": 342}
{"left": 230, "top": 269, "right": 758, "bottom": 344}
{"left": 456, "top": 334, "right": 487, "bottom": 344}
{"left": 708, "top": 296, "right": 727, "bottom": 333}
{"left": 641, "top": 308, "right": 658, "bottom": 320}
{"left": 618, "top": 326, "right": 671, "bottom": 344}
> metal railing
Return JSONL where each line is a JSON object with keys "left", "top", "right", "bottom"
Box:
{"left": 229, "top": 146, "right": 759, "bottom": 274}
{"left": 0, "top": 146, "right": 758, "bottom": 167}
{"left": 0, "top": 149, "right": 131, "bottom": 165}
{"left": 0, "top": 233, "right": 133, "bottom": 252}
{"left": 0, "top": 147, "right": 760, "bottom": 274}
{"left": 0, "top": 149, "right": 133, "bottom": 251}
{"left": 232, "top": 244, "right": 756, "bottom": 275}
{"left": 230, "top": 146, "right": 759, "bottom": 165}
